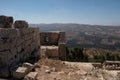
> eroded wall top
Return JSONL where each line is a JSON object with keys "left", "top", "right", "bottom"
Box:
{"left": 40, "top": 31, "right": 66, "bottom": 46}
{"left": 0, "top": 15, "right": 13, "bottom": 28}
{"left": 0, "top": 15, "right": 29, "bottom": 29}
{"left": 0, "top": 15, "right": 40, "bottom": 77}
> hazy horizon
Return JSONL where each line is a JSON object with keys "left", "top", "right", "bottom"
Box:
{"left": 0, "top": 0, "right": 120, "bottom": 26}
{"left": 30, "top": 23, "right": 120, "bottom": 26}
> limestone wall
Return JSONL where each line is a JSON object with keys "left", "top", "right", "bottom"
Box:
{"left": 58, "top": 43, "right": 66, "bottom": 60}
{"left": 59, "top": 32, "right": 66, "bottom": 43}
{"left": 14, "top": 20, "right": 28, "bottom": 28}
{"left": 41, "top": 46, "right": 59, "bottom": 59}
{"left": 0, "top": 28, "right": 40, "bottom": 77}
{"left": 40, "top": 31, "right": 66, "bottom": 60}
{"left": 0, "top": 16, "right": 40, "bottom": 77}
{"left": 40, "top": 32, "right": 60, "bottom": 46}
{"left": 40, "top": 31, "right": 66, "bottom": 45}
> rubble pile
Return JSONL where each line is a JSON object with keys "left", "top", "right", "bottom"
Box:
{"left": 35, "top": 59, "right": 120, "bottom": 80}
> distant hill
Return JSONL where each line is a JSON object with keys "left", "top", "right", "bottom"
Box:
{"left": 29, "top": 23, "right": 120, "bottom": 50}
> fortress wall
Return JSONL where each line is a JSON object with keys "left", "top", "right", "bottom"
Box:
{"left": 58, "top": 32, "right": 66, "bottom": 60}
{"left": 58, "top": 43, "right": 66, "bottom": 60}
{"left": 40, "top": 32, "right": 59, "bottom": 46}
{"left": 0, "top": 16, "right": 40, "bottom": 77}
{"left": 40, "top": 31, "right": 66, "bottom": 60}
{"left": 59, "top": 32, "right": 66, "bottom": 43}
{"left": 0, "top": 28, "right": 40, "bottom": 77}
{"left": 0, "top": 15, "right": 13, "bottom": 28}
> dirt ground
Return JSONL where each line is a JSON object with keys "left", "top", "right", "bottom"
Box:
{"left": 35, "top": 58, "right": 120, "bottom": 80}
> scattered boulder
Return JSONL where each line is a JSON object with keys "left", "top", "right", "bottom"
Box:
{"left": 43, "top": 66, "right": 49, "bottom": 69}
{"left": 51, "top": 67, "right": 56, "bottom": 72}
{"left": 24, "top": 72, "right": 38, "bottom": 80}
{"left": 14, "top": 20, "right": 28, "bottom": 28}
{"left": 12, "top": 62, "right": 34, "bottom": 79}
{"left": 45, "top": 67, "right": 56, "bottom": 74}
{"left": 34, "top": 63, "right": 41, "bottom": 68}
{"left": 12, "top": 67, "right": 28, "bottom": 79}
{"left": 45, "top": 69, "right": 51, "bottom": 73}
{"left": 22, "top": 62, "right": 34, "bottom": 70}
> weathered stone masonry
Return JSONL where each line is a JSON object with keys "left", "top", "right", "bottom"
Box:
{"left": 0, "top": 16, "right": 40, "bottom": 77}
{"left": 0, "top": 15, "right": 66, "bottom": 78}
{"left": 40, "top": 31, "right": 66, "bottom": 60}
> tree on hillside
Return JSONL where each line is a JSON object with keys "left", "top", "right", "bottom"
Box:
{"left": 66, "top": 47, "right": 88, "bottom": 62}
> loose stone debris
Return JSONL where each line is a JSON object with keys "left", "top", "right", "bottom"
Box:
{"left": 24, "top": 72, "right": 38, "bottom": 80}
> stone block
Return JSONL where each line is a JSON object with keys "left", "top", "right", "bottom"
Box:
{"left": 40, "top": 32, "right": 59, "bottom": 46}
{"left": 59, "top": 32, "right": 66, "bottom": 43}
{"left": 12, "top": 67, "right": 28, "bottom": 79}
{"left": 47, "top": 46, "right": 59, "bottom": 58}
{"left": 58, "top": 43, "right": 66, "bottom": 60}
{"left": 34, "top": 63, "right": 40, "bottom": 68}
{"left": 14, "top": 20, "right": 28, "bottom": 28}
{"left": 22, "top": 62, "right": 35, "bottom": 72}
{"left": 0, "top": 15, "right": 13, "bottom": 28}
{"left": 12, "top": 63, "right": 35, "bottom": 79}
{"left": 24, "top": 72, "right": 38, "bottom": 80}
{"left": 41, "top": 46, "right": 59, "bottom": 59}
{"left": 22, "top": 62, "right": 34, "bottom": 70}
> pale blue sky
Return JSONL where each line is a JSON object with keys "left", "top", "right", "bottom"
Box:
{"left": 0, "top": 0, "right": 120, "bottom": 25}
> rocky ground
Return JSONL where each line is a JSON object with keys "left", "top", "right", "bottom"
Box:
{"left": 34, "top": 58, "right": 120, "bottom": 80}
{"left": 1, "top": 58, "right": 120, "bottom": 80}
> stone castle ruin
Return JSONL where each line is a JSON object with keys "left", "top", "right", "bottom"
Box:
{"left": 0, "top": 15, "right": 66, "bottom": 78}
{"left": 1, "top": 15, "right": 120, "bottom": 80}
{"left": 40, "top": 31, "right": 66, "bottom": 60}
{"left": 0, "top": 15, "right": 40, "bottom": 77}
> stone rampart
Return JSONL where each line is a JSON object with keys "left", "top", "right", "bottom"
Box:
{"left": 40, "top": 31, "right": 66, "bottom": 60}
{"left": 0, "top": 15, "right": 13, "bottom": 28}
{"left": 0, "top": 16, "right": 40, "bottom": 77}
